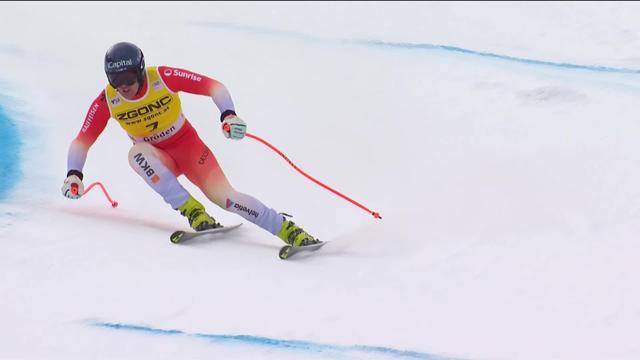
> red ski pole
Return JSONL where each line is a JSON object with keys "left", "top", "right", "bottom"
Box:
{"left": 71, "top": 182, "right": 119, "bottom": 208}
{"left": 245, "top": 132, "right": 381, "bottom": 220}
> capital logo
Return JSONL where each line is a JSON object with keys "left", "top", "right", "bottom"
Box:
{"left": 110, "top": 96, "right": 121, "bottom": 106}
{"left": 152, "top": 80, "right": 162, "bottom": 90}
{"left": 107, "top": 59, "right": 133, "bottom": 69}
{"left": 163, "top": 68, "right": 172, "bottom": 77}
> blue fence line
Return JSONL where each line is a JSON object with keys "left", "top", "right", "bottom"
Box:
{"left": 92, "top": 321, "right": 459, "bottom": 360}
{"left": 196, "top": 21, "right": 640, "bottom": 75}
{"left": 350, "top": 39, "right": 640, "bottom": 74}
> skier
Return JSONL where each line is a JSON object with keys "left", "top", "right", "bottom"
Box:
{"left": 61, "top": 42, "right": 319, "bottom": 247}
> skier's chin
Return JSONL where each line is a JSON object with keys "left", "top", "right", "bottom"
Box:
{"left": 118, "top": 90, "right": 134, "bottom": 100}
{"left": 117, "top": 85, "right": 139, "bottom": 100}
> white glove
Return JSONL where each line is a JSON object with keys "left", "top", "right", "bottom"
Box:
{"left": 61, "top": 175, "right": 84, "bottom": 199}
{"left": 221, "top": 115, "right": 247, "bottom": 140}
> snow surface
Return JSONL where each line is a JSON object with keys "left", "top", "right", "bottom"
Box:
{"left": 2, "top": 2, "right": 640, "bottom": 359}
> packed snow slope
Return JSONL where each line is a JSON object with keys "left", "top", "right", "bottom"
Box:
{"left": 1, "top": 2, "right": 640, "bottom": 359}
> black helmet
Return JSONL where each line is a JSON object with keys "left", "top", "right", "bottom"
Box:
{"left": 104, "top": 42, "right": 145, "bottom": 88}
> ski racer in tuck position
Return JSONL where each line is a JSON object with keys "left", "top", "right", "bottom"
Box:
{"left": 61, "top": 42, "right": 319, "bottom": 248}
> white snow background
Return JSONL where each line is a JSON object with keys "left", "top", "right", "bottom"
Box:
{"left": 1, "top": 2, "right": 640, "bottom": 359}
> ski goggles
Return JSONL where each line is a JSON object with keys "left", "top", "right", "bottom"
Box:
{"left": 107, "top": 70, "right": 138, "bottom": 88}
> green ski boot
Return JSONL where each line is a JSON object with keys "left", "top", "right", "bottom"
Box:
{"left": 277, "top": 217, "right": 320, "bottom": 246}
{"left": 277, "top": 216, "right": 323, "bottom": 260}
{"left": 177, "top": 195, "right": 221, "bottom": 231}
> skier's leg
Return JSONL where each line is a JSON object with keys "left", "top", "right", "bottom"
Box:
{"left": 128, "top": 142, "right": 189, "bottom": 208}
{"left": 189, "top": 145, "right": 321, "bottom": 245}
{"left": 163, "top": 125, "right": 284, "bottom": 235}
{"left": 159, "top": 122, "right": 319, "bottom": 244}
{"left": 187, "top": 148, "right": 284, "bottom": 235}
{"left": 128, "top": 142, "right": 219, "bottom": 231}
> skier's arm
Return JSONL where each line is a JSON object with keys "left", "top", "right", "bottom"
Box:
{"left": 158, "top": 66, "right": 237, "bottom": 121}
{"left": 66, "top": 90, "right": 110, "bottom": 177}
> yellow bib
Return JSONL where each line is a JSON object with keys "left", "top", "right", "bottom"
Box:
{"left": 105, "top": 66, "right": 183, "bottom": 142}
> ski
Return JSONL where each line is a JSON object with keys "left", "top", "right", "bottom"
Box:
{"left": 170, "top": 223, "right": 243, "bottom": 244}
{"left": 278, "top": 241, "right": 327, "bottom": 260}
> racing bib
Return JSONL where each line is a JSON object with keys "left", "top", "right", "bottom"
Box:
{"left": 105, "top": 66, "right": 183, "bottom": 142}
